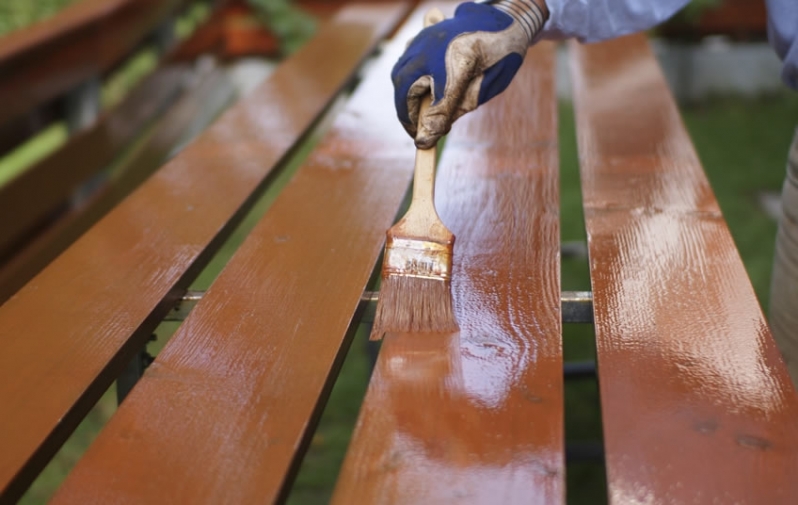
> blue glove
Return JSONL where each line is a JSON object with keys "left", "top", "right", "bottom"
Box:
{"left": 392, "top": 1, "right": 548, "bottom": 148}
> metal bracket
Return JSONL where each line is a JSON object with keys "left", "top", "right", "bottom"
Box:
{"left": 561, "top": 291, "right": 593, "bottom": 324}
{"left": 116, "top": 334, "right": 156, "bottom": 404}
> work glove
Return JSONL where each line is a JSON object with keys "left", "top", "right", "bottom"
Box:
{"left": 392, "top": 0, "right": 548, "bottom": 148}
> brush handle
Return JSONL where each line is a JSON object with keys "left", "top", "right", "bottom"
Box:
{"left": 405, "top": 7, "right": 445, "bottom": 232}
{"left": 410, "top": 96, "right": 438, "bottom": 216}
{"left": 392, "top": 96, "right": 454, "bottom": 243}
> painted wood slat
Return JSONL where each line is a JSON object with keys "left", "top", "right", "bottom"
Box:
{"left": 333, "top": 42, "right": 563, "bottom": 504}
{"left": 0, "top": 66, "right": 188, "bottom": 267}
{"left": 49, "top": 5, "right": 427, "bottom": 504}
{"left": 0, "top": 5, "right": 406, "bottom": 502}
{"left": 571, "top": 35, "right": 798, "bottom": 503}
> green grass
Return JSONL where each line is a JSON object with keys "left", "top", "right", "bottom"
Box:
{"left": 682, "top": 93, "right": 798, "bottom": 307}
{"left": 0, "top": 0, "right": 79, "bottom": 36}
{"left": 0, "top": 123, "right": 67, "bottom": 186}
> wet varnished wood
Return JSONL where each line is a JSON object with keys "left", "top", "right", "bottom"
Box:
{"left": 571, "top": 35, "right": 798, "bottom": 503}
{"left": 0, "top": 5, "right": 406, "bottom": 501}
{"left": 333, "top": 41, "right": 563, "bottom": 504}
{"left": 51, "top": 5, "right": 418, "bottom": 504}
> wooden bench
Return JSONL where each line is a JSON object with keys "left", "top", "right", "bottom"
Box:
{"left": 0, "top": 0, "right": 253, "bottom": 305}
{"left": 2, "top": 1, "right": 798, "bottom": 503}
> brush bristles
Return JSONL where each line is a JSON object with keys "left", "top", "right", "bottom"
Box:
{"left": 369, "top": 275, "right": 458, "bottom": 341}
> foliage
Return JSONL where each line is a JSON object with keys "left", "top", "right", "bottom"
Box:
{"left": 0, "top": 0, "right": 79, "bottom": 37}
{"left": 246, "top": 0, "right": 317, "bottom": 55}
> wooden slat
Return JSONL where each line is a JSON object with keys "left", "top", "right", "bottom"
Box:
{"left": 571, "top": 35, "right": 798, "bottom": 503}
{"left": 333, "top": 43, "right": 563, "bottom": 503}
{"left": 0, "top": 65, "right": 189, "bottom": 266}
{"left": 0, "top": 5, "right": 406, "bottom": 501}
{"left": 0, "top": 68, "right": 232, "bottom": 304}
{"left": 50, "top": 5, "right": 421, "bottom": 504}
{"left": 0, "top": 0, "right": 191, "bottom": 128}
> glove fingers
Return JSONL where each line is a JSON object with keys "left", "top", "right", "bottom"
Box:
{"left": 392, "top": 8, "right": 448, "bottom": 139}
{"left": 404, "top": 76, "right": 434, "bottom": 138}
{"left": 416, "top": 48, "right": 525, "bottom": 148}
{"left": 416, "top": 46, "right": 482, "bottom": 149}
{"left": 423, "top": 7, "right": 445, "bottom": 27}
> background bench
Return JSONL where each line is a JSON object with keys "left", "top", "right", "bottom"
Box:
{"left": 1, "top": 1, "right": 797, "bottom": 503}
{"left": 0, "top": 0, "right": 245, "bottom": 304}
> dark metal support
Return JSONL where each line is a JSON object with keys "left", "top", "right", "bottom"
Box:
{"left": 564, "top": 360, "right": 597, "bottom": 379}
{"left": 561, "top": 291, "right": 593, "bottom": 324}
{"left": 116, "top": 335, "right": 156, "bottom": 404}
{"left": 164, "top": 289, "right": 593, "bottom": 324}
{"left": 565, "top": 441, "right": 604, "bottom": 463}
{"left": 64, "top": 76, "right": 101, "bottom": 133}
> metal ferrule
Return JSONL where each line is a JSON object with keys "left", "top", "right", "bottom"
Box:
{"left": 383, "top": 237, "right": 453, "bottom": 280}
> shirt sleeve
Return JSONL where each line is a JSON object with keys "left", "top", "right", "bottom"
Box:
{"left": 539, "top": 0, "right": 690, "bottom": 43}
{"left": 766, "top": 0, "right": 798, "bottom": 89}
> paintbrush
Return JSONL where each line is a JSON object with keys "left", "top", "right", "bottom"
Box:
{"left": 370, "top": 94, "right": 458, "bottom": 340}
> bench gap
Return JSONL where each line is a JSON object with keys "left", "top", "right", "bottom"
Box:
{"left": 558, "top": 98, "right": 609, "bottom": 504}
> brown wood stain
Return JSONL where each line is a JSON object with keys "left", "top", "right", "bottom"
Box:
{"left": 49, "top": 4, "right": 418, "bottom": 504}
{"left": 332, "top": 41, "right": 563, "bottom": 504}
{"left": 571, "top": 35, "right": 798, "bottom": 503}
{"left": 0, "top": 5, "right": 406, "bottom": 502}
{"left": 0, "top": 66, "right": 188, "bottom": 270}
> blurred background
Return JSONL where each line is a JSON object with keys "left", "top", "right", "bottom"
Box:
{"left": 1, "top": 0, "right": 795, "bottom": 503}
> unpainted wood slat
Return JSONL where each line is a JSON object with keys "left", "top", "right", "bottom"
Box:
{"left": 0, "top": 5, "right": 406, "bottom": 501}
{"left": 50, "top": 4, "right": 420, "bottom": 504}
{"left": 571, "top": 34, "right": 798, "bottom": 503}
{"left": 333, "top": 41, "right": 563, "bottom": 504}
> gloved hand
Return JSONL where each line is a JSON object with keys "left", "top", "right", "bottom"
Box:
{"left": 392, "top": 0, "right": 548, "bottom": 148}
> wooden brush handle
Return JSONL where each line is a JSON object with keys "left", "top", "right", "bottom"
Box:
{"left": 411, "top": 96, "right": 437, "bottom": 214}
{"left": 392, "top": 95, "right": 454, "bottom": 243}
{"left": 409, "top": 7, "right": 444, "bottom": 222}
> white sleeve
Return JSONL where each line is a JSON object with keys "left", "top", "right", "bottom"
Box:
{"left": 766, "top": 0, "right": 798, "bottom": 89}
{"left": 540, "top": 0, "right": 691, "bottom": 43}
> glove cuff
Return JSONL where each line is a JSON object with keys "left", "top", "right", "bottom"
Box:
{"left": 488, "top": 0, "right": 548, "bottom": 45}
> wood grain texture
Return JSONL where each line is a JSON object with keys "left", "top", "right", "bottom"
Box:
{"left": 50, "top": 5, "right": 420, "bottom": 504}
{"left": 333, "top": 41, "right": 563, "bottom": 504}
{"left": 571, "top": 35, "right": 798, "bottom": 503}
{"left": 0, "top": 65, "right": 189, "bottom": 268}
{"left": 0, "top": 0, "right": 190, "bottom": 128}
{"left": 0, "top": 5, "right": 405, "bottom": 502}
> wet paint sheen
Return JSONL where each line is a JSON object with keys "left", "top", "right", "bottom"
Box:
{"left": 571, "top": 35, "right": 798, "bottom": 503}
{"left": 0, "top": 5, "right": 407, "bottom": 502}
{"left": 333, "top": 39, "right": 563, "bottom": 504}
{"left": 50, "top": 4, "right": 418, "bottom": 504}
